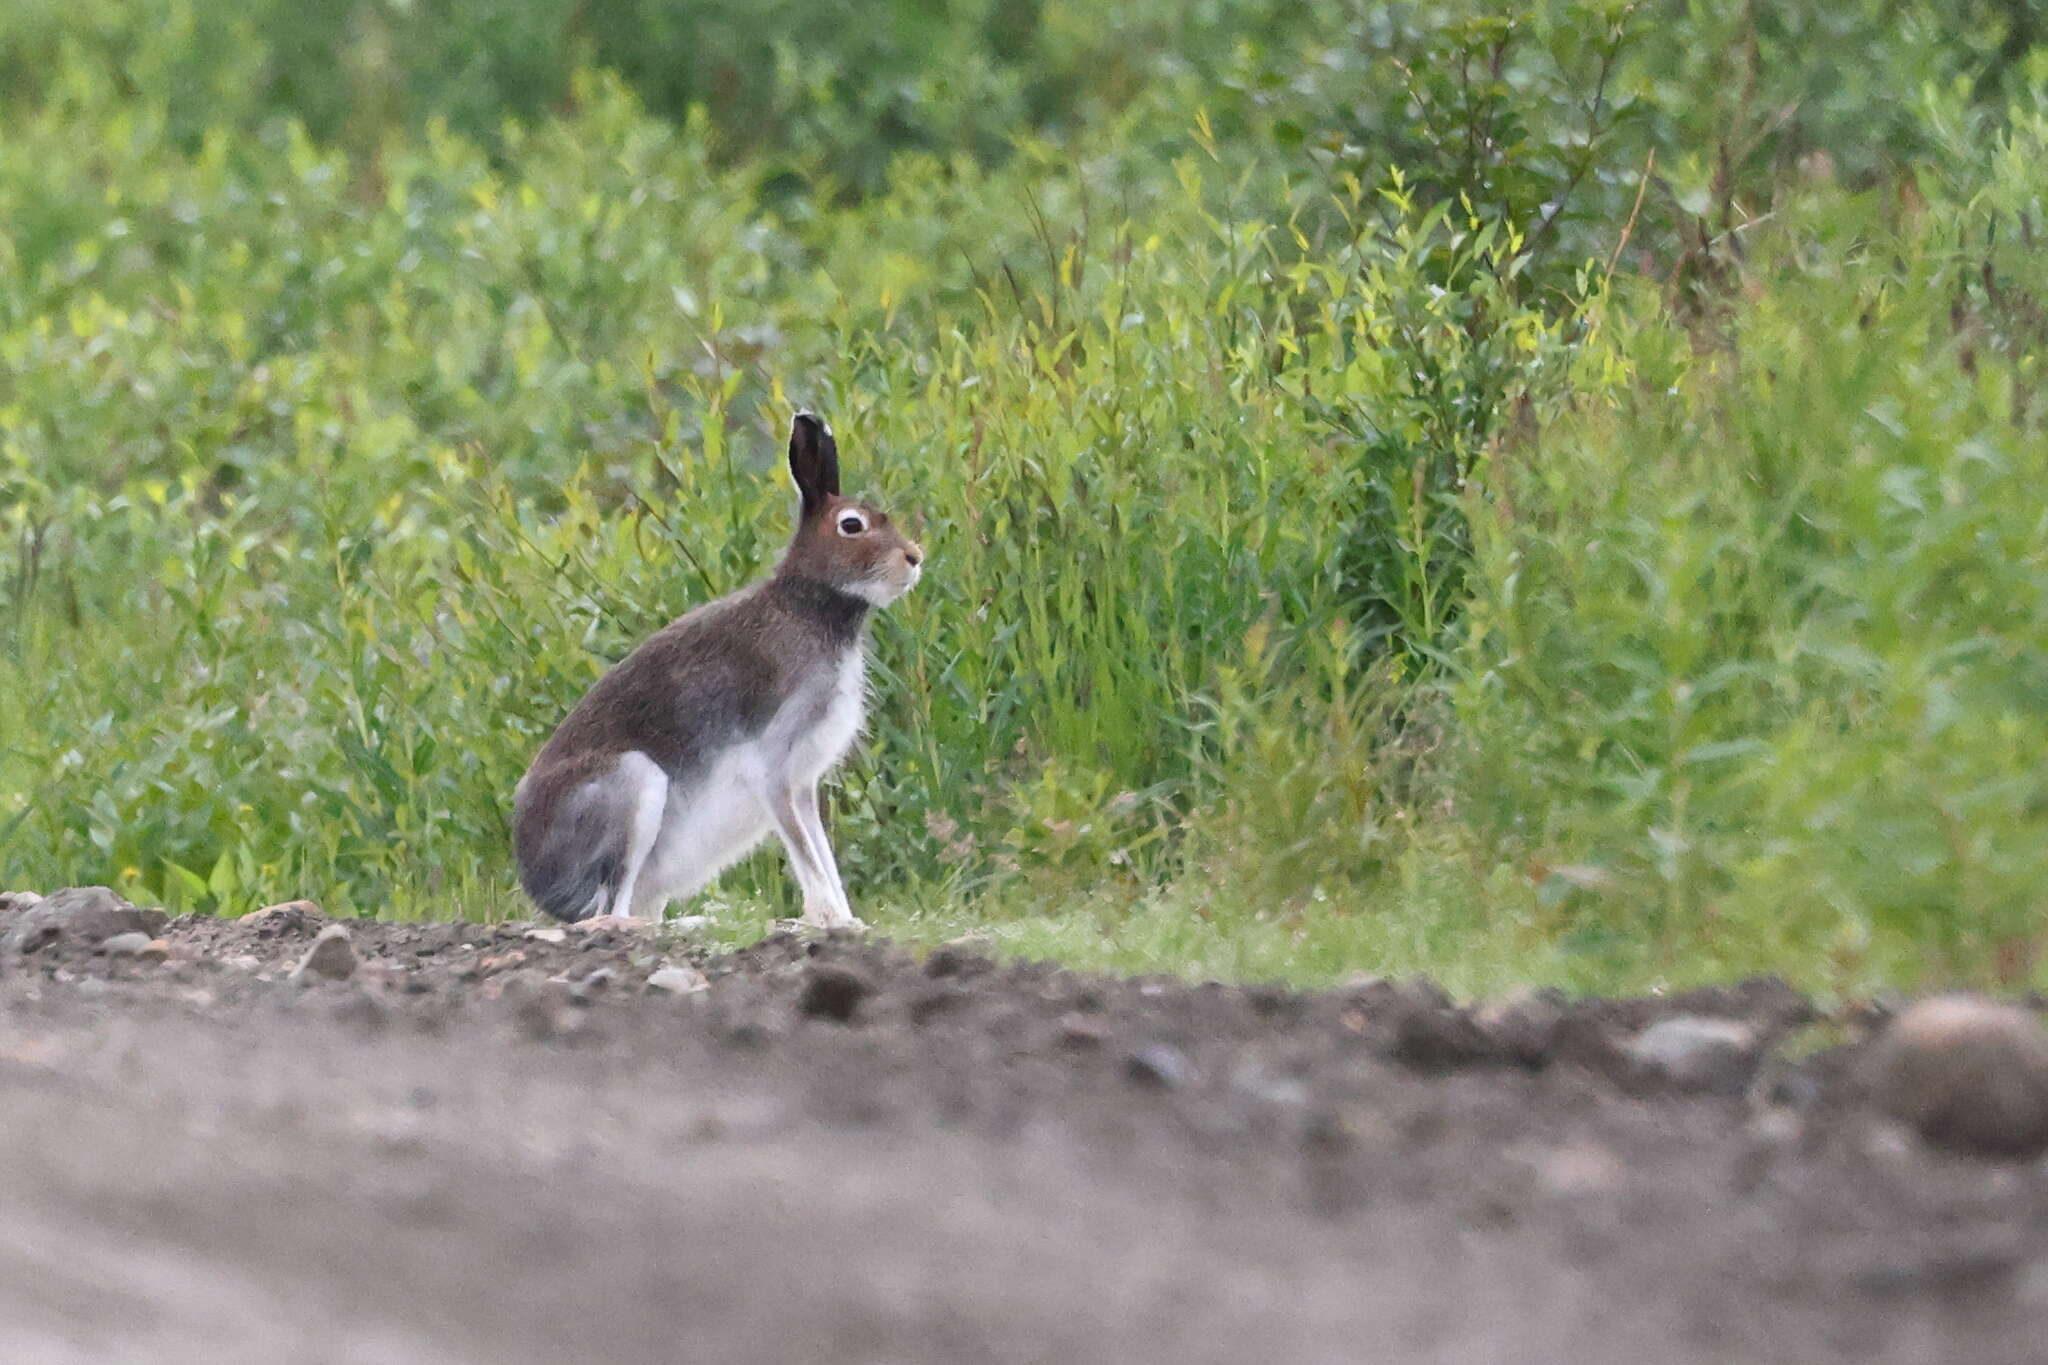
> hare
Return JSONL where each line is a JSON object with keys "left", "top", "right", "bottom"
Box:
{"left": 512, "top": 413, "right": 922, "bottom": 929}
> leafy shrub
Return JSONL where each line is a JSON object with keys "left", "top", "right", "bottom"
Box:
{"left": 1457, "top": 99, "right": 2048, "bottom": 985}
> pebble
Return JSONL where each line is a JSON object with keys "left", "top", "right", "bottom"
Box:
{"left": 1627, "top": 1016, "right": 1760, "bottom": 1094}
{"left": 1057, "top": 1012, "right": 1109, "bottom": 1048}
{"left": 94, "top": 932, "right": 156, "bottom": 958}
{"left": 522, "top": 927, "right": 567, "bottom": 945}
{"left": 1125, "top": 1043, "right": 1194, "bottom": 1089}
{"left": 645, "top": 964, "right": 709, "bottom": 995}
{"left": 290, "top": 925, "right": 357, "bottom": 983}
{"left": 0, "top": 891, "right": 44, "bottom": 915}
{"left": 797, "top": 964, "right": 874, "bottom": 1023}
{"left": 1865, "top": 995, "right": 2048, "bottom": 1158}
{"left": 241, "top": 900, "right": 323, "bottom": 937}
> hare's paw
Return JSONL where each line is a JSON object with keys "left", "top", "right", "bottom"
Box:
{"left": 571, "top": 914, "right": 657, "bottom": 935}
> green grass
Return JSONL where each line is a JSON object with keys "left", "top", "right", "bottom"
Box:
{"left": 6, "top": 0, "right": 2048, "bottom": 997}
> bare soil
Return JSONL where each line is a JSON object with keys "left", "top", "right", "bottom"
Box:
{"left": 0, "top": 903, "right": 2043, "bottom": 1364}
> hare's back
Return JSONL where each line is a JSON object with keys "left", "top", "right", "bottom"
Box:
{"left": 536, "top": 585, "right": 832, "bottom": 778}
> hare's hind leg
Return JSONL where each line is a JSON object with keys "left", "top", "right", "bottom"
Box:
{"left": 605, "top": 751, "right": 670, "bottom": 921}
{"left": 514, "top": 752, "right": 667, "bottom": 922}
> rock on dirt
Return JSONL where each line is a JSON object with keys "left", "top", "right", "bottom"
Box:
{"left": 1125, "top": 1043, "right": 1195, "bottom": 1089}
{"left": 2, "top": 887, "right": 167, "bottom": 954}
{"left": 94, "top": 931, "right": 167, "bottom": 960}
{"left": 1058, "top": 1012, "right": 1110, "bottom": 1049}
{"left": 0, "top": 890, "right": 43, "bottom": 915}
{"left": 289, "top": 924, "right": 357, "bottom": 983}
{"left": 1864, "top": 995, "right": 2048, "bottom": 1158}
{"left": 646, "top": 964, "right": 708, "bottom": 994}
{"left": 240, "top": 900, "right": 324, "bottom": 939}
{"left": 1626, "top": 1015, "right": 1762, "bottom": 1094}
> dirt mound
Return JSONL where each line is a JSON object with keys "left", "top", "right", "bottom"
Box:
{"left": 0, "top": 893, "right": 2041, "bottom": 1363}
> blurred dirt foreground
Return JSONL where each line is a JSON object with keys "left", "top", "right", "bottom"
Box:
{"left": 0, "top": 892, "right": 2043, "bottom": 1364}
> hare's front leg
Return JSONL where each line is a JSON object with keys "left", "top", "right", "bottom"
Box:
{"left": 764, "top": 781, "right": 862, "bottom": 930}
{"left": 796, "top": 781, "right": 862, "bottom": 928}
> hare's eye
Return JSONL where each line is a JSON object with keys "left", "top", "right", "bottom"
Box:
{"left": 836, "top": 513, "right": 867, "bottom": 536}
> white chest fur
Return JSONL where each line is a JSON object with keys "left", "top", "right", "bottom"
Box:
{"left": 781, "top": 644, "right": 868, "bottom": 785}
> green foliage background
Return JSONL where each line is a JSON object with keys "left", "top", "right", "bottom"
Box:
{"left": 4, "top": 0, "right": 2048, "bottom": 994}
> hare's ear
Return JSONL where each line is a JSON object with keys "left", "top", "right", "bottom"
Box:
{"left": 788, "top": 412, "right": 840, "bottom": 518}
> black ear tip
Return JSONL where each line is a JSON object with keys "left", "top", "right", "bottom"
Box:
{"left": 788, "top": 410, "right": 841, "bottom": 507}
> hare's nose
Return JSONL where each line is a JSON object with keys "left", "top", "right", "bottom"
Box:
{"left": 903, "top": 544, "right": 923, "bottom": 568}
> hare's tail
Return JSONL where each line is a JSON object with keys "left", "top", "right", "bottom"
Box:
{"left": 514, "top": 752, "right": 668, "bottom": 922}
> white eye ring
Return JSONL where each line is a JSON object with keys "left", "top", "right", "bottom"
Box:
{"left": 836, "top": 512, "right": 867, "bottom": 536}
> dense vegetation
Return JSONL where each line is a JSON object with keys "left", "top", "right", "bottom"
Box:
{"left": 5, "top": 0, "right": 2047, "bottom": 995}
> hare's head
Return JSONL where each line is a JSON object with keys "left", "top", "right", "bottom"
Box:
{"left": 777, "top": 412, "right": 923, "bottom": 607}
